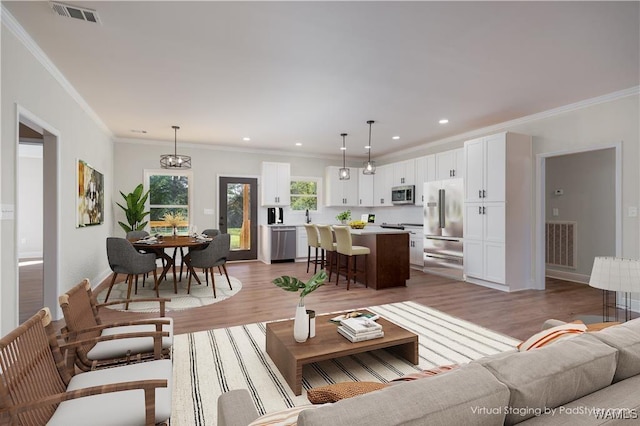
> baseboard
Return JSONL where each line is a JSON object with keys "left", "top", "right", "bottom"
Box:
{"left": 545, "top": 269, "right": 590, "bottom": 284}
{"left": 91, "top": 268, "right": 113, "bottom": 288}
{"left": 464, "top": 276, "right": 510, "bottom": 292}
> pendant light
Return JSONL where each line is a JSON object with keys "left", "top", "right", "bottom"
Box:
{"left": 338, "top": 133, "right": 350, "bottom": 180}
{"left": 160, "top": 125, "right": 191, "bottom": 169}
{"left": 362, "top": 120, "right": 376, "bottom": 175}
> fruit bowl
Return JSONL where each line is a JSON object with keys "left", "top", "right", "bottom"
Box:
{"left": 349, "top": 220, "right": 367, "bottom": 229}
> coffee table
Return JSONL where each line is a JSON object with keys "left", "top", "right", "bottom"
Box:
{"left": 265, "top": 311, "right": 419, "bottom": 395}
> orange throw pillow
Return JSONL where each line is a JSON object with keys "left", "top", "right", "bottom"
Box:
{"left": 307, "top": 382, "right": 387, "bottom": 404}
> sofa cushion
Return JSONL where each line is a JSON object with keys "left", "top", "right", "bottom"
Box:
{"left": 517, "top": 322, "right": 587, "bottom": 351}
{"left": 518, "top": 374, "right": 640, "bottom": 425}
{"left": 297, "top": 363, "right": 510, "bottom": 426}
{"left": 307, "top": 382, "right": 387, "bottom": 404}
{"left": 589, "top": 317, "right": 640, "bottom": 382}
{"left": 248, "top": 405, "right": 321, "bottom": 426}
{"left": 479, "top": 333, "right": 617, "bottom": 425}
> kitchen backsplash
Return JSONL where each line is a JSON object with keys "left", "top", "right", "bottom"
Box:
{"left": 272, "top": 205, "right": 423, "bottom": 227}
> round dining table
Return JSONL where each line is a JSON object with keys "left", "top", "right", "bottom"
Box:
{"left": 131, "top": 235, "right": 211, "bottom": 293}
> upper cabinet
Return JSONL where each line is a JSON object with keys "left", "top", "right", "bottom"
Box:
{"left": 392, "top": 159, "right": 415, "bottom": 186}
{"left": 325, "top": 166, "right": 359, "bottom": 207}
{"left": 358, "top": 169, "right": 375, "bottom": 207}
{"left": 464, "top": 134, "right": 508, "bottom": 203}
{"left": 436, "top": 148, "right": 464, "bottom": 180}
{"left": 373, "top": 164, "right": 394, "bottom": 207}
{"left": 414, "top": 155, "right": 435, "bottom": 206}
{"left": 261, "top": 162, "right": 290, "bottom": 207}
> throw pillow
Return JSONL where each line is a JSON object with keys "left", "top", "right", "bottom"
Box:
{"left": 391, "top": 364, "right": 460, "bottom": 382}
{"left": 518, "top": 322, "right": 587, "bottom": 351}
{"left": 307, "top": 382, "right": 387, "bottom": 404}
{"left": 248, "top": 405, "right": 319, "bottom": 426}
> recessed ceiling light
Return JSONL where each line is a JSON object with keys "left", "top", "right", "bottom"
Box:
{"left": 340, "top": 146, "right": 347, "bottom": 151}
{"left": 242, "top": 137, "right": 251, "bottom": 141}
{"left": 364, "top": 145, "right": 371, "bottom": 149}
{"left": 131, "top": 129, "right": 147, "bottom": 134}
{"left": 295, "top": 142, "right": 302, "bottom": 146}
{"left": 392, "top": 136, "right": 400, "bottom": 140}
{"left": 439, "top": 119, "right": 449, "bottom": 124}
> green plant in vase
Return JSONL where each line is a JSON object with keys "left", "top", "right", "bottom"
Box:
{"left": 336, "top": 210, "right": 351, "bottom": 224}
{"left": 116, "top": 184, "right": 150, "bottom": 233}
{"left": 273, "top": 270, "right": 328, "bottom": 343}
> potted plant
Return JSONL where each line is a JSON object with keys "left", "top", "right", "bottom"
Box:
{"left": 336, "top": 210, "right": 351, "bottom": 224}
{"left": 273, "top": 270, "right": 327, "bottom": 342}
{"left": 116, "top": 184, "right": 150, "bottom": 233}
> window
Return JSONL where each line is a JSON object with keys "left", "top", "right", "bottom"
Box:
{"left": 290, "top": 178, "right": 319, "bottom": 211}
{"left": 145, "top": 170, "right": 192, "bottom": 235}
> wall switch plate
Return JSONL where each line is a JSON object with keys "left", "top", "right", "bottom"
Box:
{"left": 1, "top": 204, "right": 15, "bottom": 220}
{"left": 554, "top": 189, "right": 564, "bottom": 196}
{"left": 629, "top": 206, "right": 638, "bottom": 217}
{"left": 552, "top": 208, "right": 559, "bottom": 217}
{"left": 203, "top": 208, "right": 214, "bottom": 215}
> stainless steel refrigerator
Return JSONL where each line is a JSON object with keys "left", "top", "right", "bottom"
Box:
{"left": 423, "top": 179, "right": 464, "bottom": 279}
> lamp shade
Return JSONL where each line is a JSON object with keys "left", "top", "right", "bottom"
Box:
{"left": 589, "top": 257, "right": 640, "bottom": 293}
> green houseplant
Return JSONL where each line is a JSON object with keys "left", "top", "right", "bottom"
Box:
{"left": 117, "top": 184, "right": 150, "bottom": 233}
{"left": 273, "top": 270, "right": 327, "bottom": 343}
{"left": 336, "top": 210, "right": 351, "bottom": 224}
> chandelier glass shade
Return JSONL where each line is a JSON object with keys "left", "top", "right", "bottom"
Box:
{"left": 160, "top": 125, "right": 191, "bottom": 169}
{"left": 362, "top": 120, "right": 376, "bottom": 175}
{"left": 338, "top": 133, "right": 350, "bottom": 180}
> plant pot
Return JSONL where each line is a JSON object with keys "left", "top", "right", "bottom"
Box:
{"left": 293, "top": 300, "right": 309, "bottom": 343}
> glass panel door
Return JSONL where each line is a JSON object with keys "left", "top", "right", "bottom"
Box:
{"left": 219, "top": 177, "right": 257, "bottom": 261}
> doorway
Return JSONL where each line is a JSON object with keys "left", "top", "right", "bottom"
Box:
{"left": 218, "top": 177, "right": 258, "bottom": 261}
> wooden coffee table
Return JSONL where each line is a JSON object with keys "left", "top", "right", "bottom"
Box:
{"left": 265, "top": 311, "right": 419, "bottom": 395}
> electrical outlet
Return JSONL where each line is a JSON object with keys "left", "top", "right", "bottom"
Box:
{"left": 552, "top": 208, "right": 559, "bottom": 217}
{"left": 629, "top": 206, "right": 638, "bottom": 217}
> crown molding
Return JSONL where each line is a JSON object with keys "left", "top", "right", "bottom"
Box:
{"left": 114, "top": 137, "right": 347, "bottom": 163}
{"left": 376, "top": 85, "right": 640, "bottom": 163}
{"left": 1, "top": 5, "right": 113, "bottom": 138}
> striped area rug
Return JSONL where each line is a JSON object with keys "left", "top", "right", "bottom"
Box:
{"left": 171, "top": 301, "right": 520, "bottom": 425}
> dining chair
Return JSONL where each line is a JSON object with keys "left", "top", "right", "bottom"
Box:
{"left": 187, "top": 233, "right": 232, "bottom": 296}
{"left": 303, "top": 224, "right": 323, "bottom": 273}
{"left": 59, "top": 278, "right": 172, "bottom": 372}
{"left": 316, "top": 225, "right": 337, "bottom": 280}
{"left": 105, "top": 237, "right": 160, "bottom": 305}
{"left": 126, "top": 230, "right": 149, "bottom": 240}
{"left": 202, "top": 228, "right": 221, "bottom": 237}
{"left": 0, "top": 307, "right": 171, "bottom": 426}
{"left": 332, "top": 225, "right": 370, "bottom": 290}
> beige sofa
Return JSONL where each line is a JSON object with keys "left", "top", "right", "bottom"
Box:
{"left": 218, "top": 318, "right": 640, "bottom": 425}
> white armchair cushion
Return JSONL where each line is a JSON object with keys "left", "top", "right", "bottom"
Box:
{"left": 88, "top": 317, "right": 173, "bottom": 360}
{"left": 47, "top": 359, "right": 172, "bottom": 425}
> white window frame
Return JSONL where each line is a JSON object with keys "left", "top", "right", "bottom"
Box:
{"left": 144, "top": 169, "right": 194, "bottom": 233}
{"left": 289, "top": 176, "right": 322, "bottom": 213}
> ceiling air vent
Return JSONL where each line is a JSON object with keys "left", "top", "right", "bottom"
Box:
{"left": 50, "top": 2, "right": 101, "bottom": 24}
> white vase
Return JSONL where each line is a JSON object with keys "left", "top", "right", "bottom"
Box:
{"left": 293, "top": 300, "right": 309, "bottom": 343}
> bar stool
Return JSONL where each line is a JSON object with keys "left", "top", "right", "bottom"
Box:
{"left": 303, "top": 224, "right": 323, "bottom": 273}
{"left": 332, "top": 225, "right": 370, "bottom": 290}
{"left": 316, "top": 225, "right": 337, "bottom": 280}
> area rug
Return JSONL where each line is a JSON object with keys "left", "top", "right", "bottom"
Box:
{"left": 171, "top": 301, "right": 521, "bottom": 426}
{"left": 95, "top": 273, "right": 242, "bottom": 312}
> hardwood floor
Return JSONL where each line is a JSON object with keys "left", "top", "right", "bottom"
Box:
{"left": 80, "top": 260, "right": 609, "bottom": 341}
{"left": 18, "top": 259, "right": 44, "bottom": 324}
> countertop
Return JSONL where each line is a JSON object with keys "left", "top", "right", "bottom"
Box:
{"left": 348, "top": 226, "right": 410, "bottom": 235}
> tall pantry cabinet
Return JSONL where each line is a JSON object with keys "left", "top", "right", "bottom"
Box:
{"left": 463, "top": 132, "right": 533, "bottom": 291}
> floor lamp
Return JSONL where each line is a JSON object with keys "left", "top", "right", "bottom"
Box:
{"left": 589, "top": 257, "right": 640, "bottom": 322}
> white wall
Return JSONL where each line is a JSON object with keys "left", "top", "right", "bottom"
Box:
{"left": 545, "top": 149, "right": 616, "bottom": 277}
{"left": 1, "top": 23, "right": 114, "bottom": 333}
{"left": 18, "top": 145, "right": 43, "bottom": 258}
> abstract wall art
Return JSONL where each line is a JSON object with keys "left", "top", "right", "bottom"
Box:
{"left": 77, "top": 159, "right": 104, "bottom": 227}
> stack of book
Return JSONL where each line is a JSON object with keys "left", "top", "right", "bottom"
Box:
{"left": 337, "top": 317, "right": 384, "bottom": 342}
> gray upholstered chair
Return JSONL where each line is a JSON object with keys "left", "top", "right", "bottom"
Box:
{"left": 202, "top": 228, "right": 221, "bottom": 237}
{"left": 126, "top": 230, "right": 149, "bottom": 240}
{"left": 105, "top": 237, "right": 158, "bottom": 307}
{"left": 316, "top": 225, "right": 337, "bottom": 280}
{"left": 187, "top": 233, "right": 232, "bottom": 296}
{"left": 303, "top": 224, "right": 323, "bottom": 273}
{"left": 332, "top": 225, "right": 370, "bottom": 290}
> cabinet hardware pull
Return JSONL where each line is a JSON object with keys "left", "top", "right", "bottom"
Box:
{"left": 452, "top": 170, "right": 456, "bottom": 177}
{"left": 482, "top": 190, "right": 486, "bottom": 198}
{"left": 479, "top": 206, "right": 482, "bottom": 215}
{"left": 479, "top": 190, "right": 482, "bottom": 198}
{"left": 483, "top": 206, "right": 486, "bottom": 214}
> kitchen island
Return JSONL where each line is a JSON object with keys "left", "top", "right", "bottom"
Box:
{"left": 341, "top": 226, "right": 410, "bottom": 290}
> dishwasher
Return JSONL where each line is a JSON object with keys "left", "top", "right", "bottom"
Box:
{"left": 270, "top": 226, "right": 297, "bottom": 262}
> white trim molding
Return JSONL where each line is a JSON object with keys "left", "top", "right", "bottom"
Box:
{"left": 545, "top": 269, "right": 590, "bottom": 285}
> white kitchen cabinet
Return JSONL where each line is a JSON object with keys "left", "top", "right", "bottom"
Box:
{"left": 462, "top": 132, "right": 532, "bottom": 291}
{"left": 261, "top": 162, "right": 290, "bottom": 206}
{"left": 325, "top": 166, "right": 359, "bottom": 206}
{"left": 358, "top": 169, "right": 375, "bottom": 207}
{"left": 414, "top": 155, "right": 435, "bottom": 206}
{"left": 408, "top": 229, "right": 424, "bottom": 268}
{"left": 296, "top": 226, "right": 308, "bottom": 259}
{"left": 436, "top": 148, "right": 464, "bottom": 180}
{"left": 392, "top": 159, "right": 415, "bottom": 186}
{"left": 373, "top": 164, "right": 394, "bottom": 207}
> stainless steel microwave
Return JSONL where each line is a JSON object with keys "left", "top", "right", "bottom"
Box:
{"left": 391, "top": 185, "right": 415, "bottom": 205}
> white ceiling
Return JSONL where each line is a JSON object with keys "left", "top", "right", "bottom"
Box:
{"left": 4, "top": 1, "right": 639, "bottom": 158}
